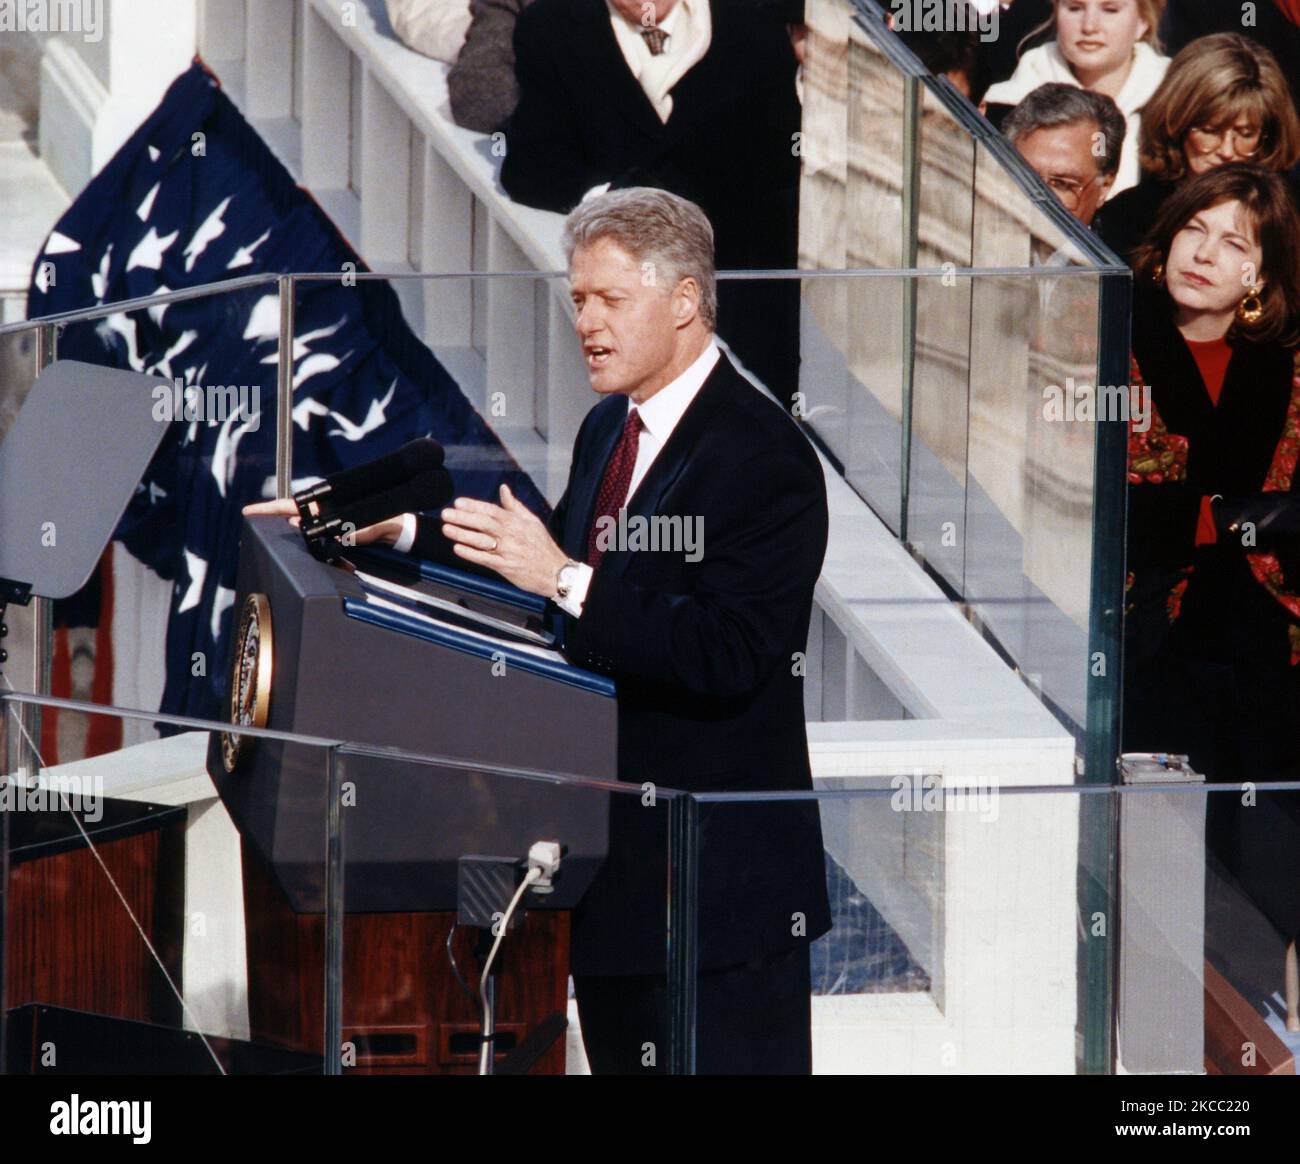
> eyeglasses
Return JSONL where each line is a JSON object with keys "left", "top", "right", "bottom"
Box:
{"left": 1042, "top": 172, "right": 1103, "bottom": 211}
{"left": 1186, "top": 124, "right": 1264, "bottom": 156}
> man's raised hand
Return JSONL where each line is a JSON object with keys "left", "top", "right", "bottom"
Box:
{"left": 441, "top": 484, "right": 568, "bottom": 596}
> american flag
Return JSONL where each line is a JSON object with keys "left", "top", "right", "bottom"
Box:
{"left": 27, "top": 61, "right": 548, "bottom": 719}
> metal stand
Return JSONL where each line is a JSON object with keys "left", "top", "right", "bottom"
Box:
{"left": 474, "top": 928, "right": 501, "bottom": 1076}
{"left": 467, "top": 926, "right": 567, "bottom": 1077}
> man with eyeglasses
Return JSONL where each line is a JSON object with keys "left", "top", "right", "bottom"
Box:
{"left": 1002, "top": 82, "right": 1127, "bottom": 228}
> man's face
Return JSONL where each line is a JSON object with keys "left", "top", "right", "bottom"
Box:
{"left": 1015, "top": 120, "right": 1114, "bottom": 226}
{"left": 569, "top": 237, "right": 683, "bottom": 402}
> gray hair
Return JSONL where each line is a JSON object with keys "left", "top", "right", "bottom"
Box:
{"left": 562, "top": 187, "right": 718, "bottom": 330}
{"left": 1003, "top": 83, "right": 1127, "bottom": 179}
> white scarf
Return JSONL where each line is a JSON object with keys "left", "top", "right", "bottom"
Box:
{"left": 984, "top": 41, "right": 1171, "bottom": 195}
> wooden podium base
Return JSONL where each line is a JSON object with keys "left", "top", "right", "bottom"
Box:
{"left": 240, "top": 846, "right": 571, "bottom": 1075}
{"left": 4, "top": 815, "right": 186, "bottom": 1026}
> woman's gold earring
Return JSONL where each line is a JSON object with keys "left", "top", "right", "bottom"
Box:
{"left": 1152, "top": 261, "right": 1165, "bottom": 286}
{"left": 1239, "top": 285, "right": 1264, "bottom": 325}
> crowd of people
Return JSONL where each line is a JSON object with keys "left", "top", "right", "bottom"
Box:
{"left": 380, "top": 1, "right": 1300, "bottom": 978}
{"left": 953, "top": 1, "right": 1300, "bottom": 995}
{"left": 891, "top": 0, "right": 1300, "bottom": 994}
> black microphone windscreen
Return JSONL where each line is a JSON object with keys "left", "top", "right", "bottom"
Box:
{"left": 403, "top": 467, "right": 457, "bottom": 511}
{"left": 302, "top": 438, "right": 446, "bottom": 510}
{"left": 332, "top": 468, "right": 455, "bottom": 534}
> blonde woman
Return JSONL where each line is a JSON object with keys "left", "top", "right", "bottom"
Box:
{"left": 982, "top": 0, "right": 1169, "bottom": 193}
{"left": 1096, "top": 33, "right": 1300, "bottom": 258}
{"left": 1162, "top": 0, "right": 1300, "bottom": 109}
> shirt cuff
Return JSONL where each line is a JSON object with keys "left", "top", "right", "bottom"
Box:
{"left": 580, "top": 182, "right": 612, "bottom": 204}
{"left": 554, "top": 562, "right": 594, "bottom": 618}
{"left": 393, "top": 512, "right": 418, "bottom": 554}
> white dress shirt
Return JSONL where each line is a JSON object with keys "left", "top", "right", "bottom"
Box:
{"left": 394, "top": 339, "right": 721, "bottom": 617}
{"left": 554, "top": 336, "right": 719, "bottom": 616}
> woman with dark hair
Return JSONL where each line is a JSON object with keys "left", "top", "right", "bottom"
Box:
{"left": 1095, "top": 33, "right": 1300, "bottom": 258}
{"left": 1123, "top": 164, "right": 1300, "bottom": 1011}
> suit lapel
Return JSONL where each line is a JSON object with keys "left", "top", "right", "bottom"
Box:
{"left": 564, "top": 401, "right": 626, "bottom": 561}
{"left": 603, "top": 356, "right": 734, "bottom": 578}
{"left": 568, "top": 0, "right": 668, "bottom": 141}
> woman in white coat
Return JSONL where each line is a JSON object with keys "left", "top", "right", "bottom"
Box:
{"left": 983, "top": 0, "right": 1170, "bottom": 194}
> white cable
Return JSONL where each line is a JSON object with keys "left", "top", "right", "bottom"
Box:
{"left": 477, "top": 865, "right": 542, "bottom": 1075}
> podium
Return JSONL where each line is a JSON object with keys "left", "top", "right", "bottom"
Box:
{"left": 0, "top": 359, "right": 614, "bottom": 1073}
{"left": 205, "top": 517, "right": 617, "bottom": 1074}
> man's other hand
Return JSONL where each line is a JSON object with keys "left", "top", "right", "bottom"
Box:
{"left": 441, "top": 484, "right": 568, "bottom": 596}
{"left": 241, "top": 498, "right": 404, "bottom": 547}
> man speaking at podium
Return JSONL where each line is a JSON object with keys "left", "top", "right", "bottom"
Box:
{"left": 251, "top": 188, "right": 831, "bottom": 1073}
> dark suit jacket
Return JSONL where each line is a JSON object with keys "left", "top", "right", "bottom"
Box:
{"left": 1092, "top": 174, "right": 1175, "bottom": 262}
{"left": 498, "top": 0, "right": 801, "bottom": 271}
{"left": 416, "top": 349, "right": 832, "bottom": 974}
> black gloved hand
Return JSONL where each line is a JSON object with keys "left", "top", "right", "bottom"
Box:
{"left": 1211, "top": 492, "right": 1300, "bottom": 547}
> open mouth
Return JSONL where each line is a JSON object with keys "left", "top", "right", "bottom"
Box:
{"left": 585, "top": 346, "right": 614, "bottom": 367}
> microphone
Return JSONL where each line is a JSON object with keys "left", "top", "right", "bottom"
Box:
{"left": 294, "top": 439, "right": 451, "bottom": 558}
{"left": 319, "top": 468, "right": 455, "bottom": 539}
{"left": 295, "top": 437, "right": 444, "bottom": 513}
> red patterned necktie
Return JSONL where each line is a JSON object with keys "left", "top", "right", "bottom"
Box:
{"left": 586, "top": 409, "right": 644, "bottom": 567}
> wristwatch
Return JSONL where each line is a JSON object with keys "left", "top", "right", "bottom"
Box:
{"left": 555, "top": 559, "right": 582, "bottom": 601}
